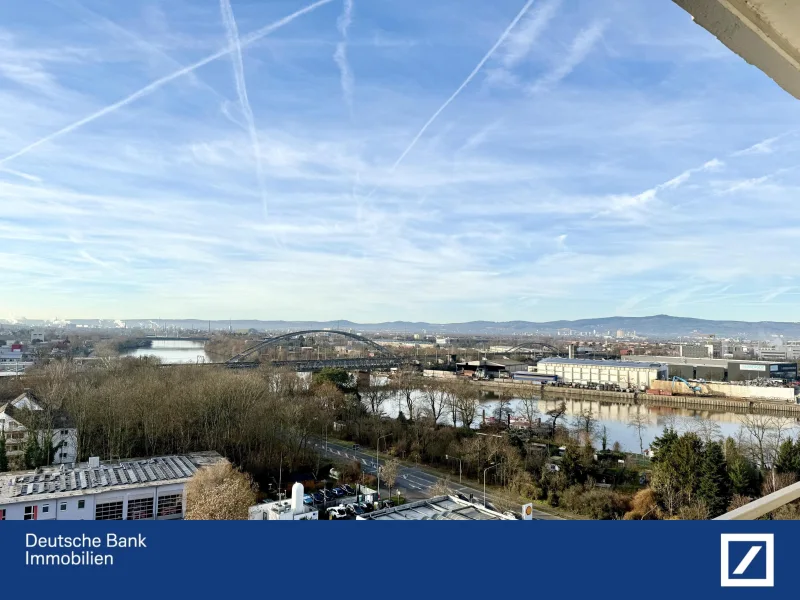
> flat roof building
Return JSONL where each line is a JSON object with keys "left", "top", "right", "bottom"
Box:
{"left": 0, "top": 451, "right": 225, "bottom": 521}
{"left": 625, "top": 356, "right": 798, "bottom": 382}
{"left": 536, "top": 357, "right": 667, "bottom": 388}
{"left": 249, "top": 482, "right": 318, "bottom": 521}
{"left": 356, "top": 496, "right": 514, "bottom": 521}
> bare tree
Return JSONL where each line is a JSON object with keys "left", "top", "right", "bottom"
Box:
{"left": 361, "top": 378, "right": 391, "bottom": 415}
{"left": 393, "top": 369, "right": 420, "bottom": 420}
{"left": 740, "top": 414, "right": 779, "bottom": 469}
{"left": 492, "top": 394, "right": 514, "bottom": 426}
{"left": 686, "top": 418, "right": 723, "bottom": 444}
{"left": 185, "top": 462, "right": 257, "bottom": 520}
{"left": 546, "top": 401, "right": 567, "bottom": 439}
{"left": 379, "top": 458, "right": 400, "bottom": 500}
{"left": 422, "top": 381, "right": 448, "bottom": 424}
{"left": 518, "top": 389, "right": 540, "bottom": 429}
{"left": 628, "top": 409, "right": 649, "bottom": 455}
{"left": 446, "top": 380, "right": 480, "bottom": 428}
{"left": 429, "top": 477, "right": 453, "bottom": 497}
{"left": 572, "top": 408, "right": 597, "bottom": 444}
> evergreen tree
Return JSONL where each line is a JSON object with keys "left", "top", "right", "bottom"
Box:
{"left": 24, "top": 433, "right": 42, "bottom": 469}
{"left": 651, "top": 432, "right": 704, "bottom": 515}
{"left": 725, "top": 438, "right": 762, "bottom": 497}
{"left": 560, "top": 442, "right": 584, "bottom": 486}
{"left": 0, "top": 436, "right": 8, "bottom": 472}
{"left": 698, "top": 441, "right": 731, "bottom": 518}
{"left": 650, "top": 427, "right": 679, "bottom": 463}
{"left": 774, "top": 438, "right": 800, "bottom": 475}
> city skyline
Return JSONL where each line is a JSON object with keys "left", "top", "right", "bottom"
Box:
{"left": 2, "top": 0, "right": 799, "bottom": 322}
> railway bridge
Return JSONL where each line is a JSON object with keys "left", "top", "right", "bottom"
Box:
{"left": 225, "top": 330, "right": 410, "bottom": 372}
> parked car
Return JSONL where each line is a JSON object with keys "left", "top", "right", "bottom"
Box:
{"left": 380, "top": 500, "right": 395, "bottom": 509}
{"left": 327, "top": 506, "right": 348, "bottom": 520}
{"left": 357, "top": 501, "right": 372, "bottom": 512}
{"left": 331, "top": 487, "right": 345, "bottom": 497}
{"left": 342, "top": 484, "right": 355, "bottom": 495}
{"left": 303, "top": 494, "right": 314, "bottom": 506}
{"left": 345, "top": 504, "right": 364, "bottom": 516}
{"left": 312, "top": 492, "right": 325, "bottom": 503}
{"left": 321, "top": 489, "right": 334, "bottom": 500}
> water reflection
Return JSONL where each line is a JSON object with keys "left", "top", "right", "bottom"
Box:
{"left": 123, "top": 340, "right": 210, "bottom": 364}
{"left": 379, "top": 389, "right": 799, "bottom": 453}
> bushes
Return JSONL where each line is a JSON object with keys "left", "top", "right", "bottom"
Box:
{"left": 623, "top": 489, "right": 659, "bottom": 520}
{"left": 560, "top": 484, "right": 630, "bottom": 520}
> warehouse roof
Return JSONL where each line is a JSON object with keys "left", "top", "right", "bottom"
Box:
{"left": 538, "top": 357, "right": 665, "bottom": 369}
{"left": 625, "top": 355, "right": 728, "bottom": 367}
{"left": 358, "top": 496, "right": 514, "bottom": 521}
{"left": 0, "top": 451, "right": 225, "bottom": 504}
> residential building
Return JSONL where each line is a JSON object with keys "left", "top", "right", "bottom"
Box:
{"left": 356, "top": 495, "right": 515, "bottom": 520}
{"left": 0, "top": 451, "right": 224, "bottom": 520}
{"left": 30, "top": 330, "right": 44, "bottom": 343}
{"left": 680, "top": 344, "right": 714, "bottom": 359}
{"left": 0, "top": 391, "right": 78, "bottom": 465}
{"left": 536, "top": 357, "right": 667, "bottom": 388}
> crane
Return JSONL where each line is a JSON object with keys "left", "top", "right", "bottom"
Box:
{"left": 672, "top": 376, "right": 702, "bottom": 394}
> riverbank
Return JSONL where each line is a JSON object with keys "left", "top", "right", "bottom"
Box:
{"left": 469, "top": 379, "right": 800, "bottom": 416}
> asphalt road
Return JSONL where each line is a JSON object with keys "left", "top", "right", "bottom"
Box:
{"left": 311, "top": 438, "right": 562, "bottom": 520}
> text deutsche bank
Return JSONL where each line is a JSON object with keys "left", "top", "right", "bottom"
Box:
{"left": 25, "top": 534, "right": 147, "bottom": 567}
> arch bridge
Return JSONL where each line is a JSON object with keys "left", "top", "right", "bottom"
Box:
{"left": 490, "top": 342, "right": 560, "bottom": 355}
{"left": 226, "top": 330, "right": 397, "bottom": 366}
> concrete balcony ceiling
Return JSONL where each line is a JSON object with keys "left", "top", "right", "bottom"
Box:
{"left": 673, "top": 0, "right": 800, "bottom": 100}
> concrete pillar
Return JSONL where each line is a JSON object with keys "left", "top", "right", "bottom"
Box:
{"left": 673, "top": 0, "right": 800, "bottom": 100}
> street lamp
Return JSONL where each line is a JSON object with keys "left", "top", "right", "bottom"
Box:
{"left": 483, "top": 463, "right": 497, "bottom": 508}
{"left": 445, "top": 454, "right": 462, "bottom": 484}
{"left": 376, "top": 433, "right": 392, "bottom": 499}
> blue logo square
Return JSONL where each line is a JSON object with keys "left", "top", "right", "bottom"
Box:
{"left": 728, "top": 541, "right": 767, "bottom": 580}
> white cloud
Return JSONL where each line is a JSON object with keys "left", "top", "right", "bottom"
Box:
{"left": 2, "top": 1, "right": 800, "bottom": 322}
{"left": 528, "top": 20, "right": 606, "bottom": 94}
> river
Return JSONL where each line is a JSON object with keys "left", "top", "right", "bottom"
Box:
{"left": 123, "top": 340, "right": 211, "bottom": 364}
{"left": 379, "top": 388, "right": 799, "bottom": 453}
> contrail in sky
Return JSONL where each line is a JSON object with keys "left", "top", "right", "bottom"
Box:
{"left": 220, "top": 0, "right": 269, "bottom": 218}
{"left": 334, "top": 0, "right": 354, "bottom": 111}
{"left": 387, "top": 0, "right": 535, "bottom": 173}
{"left": 0, "top": 0, "right": 335, "bottom": 166}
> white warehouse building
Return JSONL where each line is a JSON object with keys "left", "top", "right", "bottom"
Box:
{"left": 0, "top": 451, "right": 224, "bottom": 521}
{"left": 536, "top": 358, "right": 667, "bottom": 388}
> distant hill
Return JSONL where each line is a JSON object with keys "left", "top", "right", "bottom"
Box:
{"left": 76, "top": 315, "right": 800, "bottom": 339}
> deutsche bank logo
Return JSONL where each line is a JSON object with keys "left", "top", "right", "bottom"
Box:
{"left": 720, "top": 534, "right": 774, "bottom": 587}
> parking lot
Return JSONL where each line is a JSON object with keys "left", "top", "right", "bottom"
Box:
{"left": 302, "top": 480, "right": 398, "bottom": 520}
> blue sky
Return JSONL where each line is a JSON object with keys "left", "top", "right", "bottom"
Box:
{"left": 2, "top": 0, "right": 800, "bottom": 323}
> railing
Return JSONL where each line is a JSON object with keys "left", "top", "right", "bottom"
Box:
{"left": 714, "top": 480, "right": 800, "bottom": 520}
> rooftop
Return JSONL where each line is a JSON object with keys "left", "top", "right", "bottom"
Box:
{"left": 358, "top": 495, "right": 514, "bottom": 521}
{"left": 626, "top": 356, "right": 797, "bottom": 367}
{"left": 538, "top": 357, "right": 665, "bottom": 369}
{"left": 0, "top": 451, "right": 224, "bottom": 504}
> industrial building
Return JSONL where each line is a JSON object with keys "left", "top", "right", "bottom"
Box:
{"left": 0, "top": 451, "right": 224, "bottom": 520}
{"left": 457, "top": 358, "right": 527, "bottom": 378}
{"left": 536, "top": 358, "right": 667, "bottom": 388}
{"left": 356, "top": 496, "right": 515, "bottom": 520}
{"left": 249, "top": 482, "right": 318, "bottom": 521}
{"left": 625, "top": 356, "right": 798, "bottom": 382}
